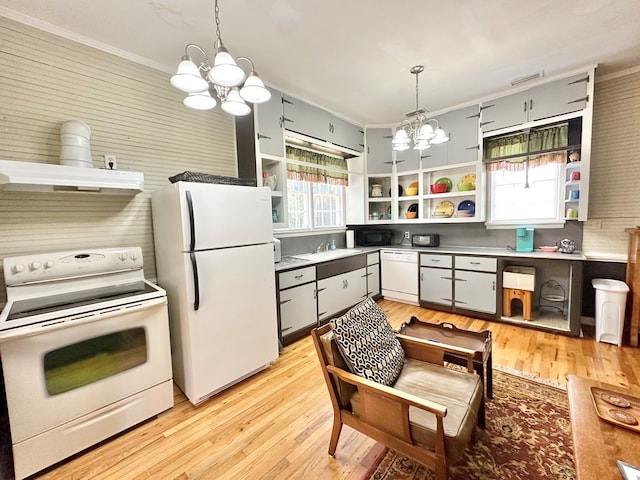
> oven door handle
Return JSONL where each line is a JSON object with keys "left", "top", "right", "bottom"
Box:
{"left": 190, "top": 251, "right": 200, "bottom": 311}
{"left": 0, "top": 297, "right": 168, "bottom": 341}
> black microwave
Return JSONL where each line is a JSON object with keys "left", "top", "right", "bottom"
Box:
{"left": 356, "top": 229, "right": 392, "bottom": 246}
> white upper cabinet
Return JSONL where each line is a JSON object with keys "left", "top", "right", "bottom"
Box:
{"left": 421, "top": 105, "right": 480, "bottom": 168}
{"left": 282, "top": 94, "right": 331, "bottom": 140}
{"left": 282, "top": 94, "right": 363, "bottom": 152}
{"left": 255, "top": 87, "right": 285, "bottom": 157}
{"left": 395, "top": 147, "right": 421, "bottom": 172}
{"left": 365, "top": 127, "right": 393, "bottom": 174}
{"left": 330, "top": 116, "right": 364, "bottom": 152}
{"left": 481, "top": 72, "right": 590, "bottom": 132}
{"left": 527, "top": 73, "right": 590, "bottom": 121}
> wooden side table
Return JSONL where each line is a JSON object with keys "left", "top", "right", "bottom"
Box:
{"left": 398, "top": 316, "right": 493, "bottom": 398}
{"left": 566, "top": 375, "right": 640, "bottom": 479}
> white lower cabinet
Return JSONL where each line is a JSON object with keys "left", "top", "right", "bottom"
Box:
{"left": 278, "top": 266, "right": 317, "bottom": 344}
{"left": 420, "top": 266, "right": 453, "bottom": 306}
{"left": 453, "top": 256, "right": 497, "bottom": 314}
{"left": 420, "top": 253, "right": 497, "bottom": 316}
{"left": 454, "top": 270, "right": 496, "bottom": 314}
{"left": 419, "top": 253, "right": 453, "bottom": 306}
{"left": 317, "top": 267, "right": 367, "bottom": 321}
{"left": 279, "top": 283, "right": 318, "bottom": 338}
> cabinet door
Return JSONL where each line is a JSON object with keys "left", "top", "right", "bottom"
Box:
{"left": 445, "top": 105, "right": 480, "bottom": 165}
{"left": 366, "top": 128, "right": 393, "bottom": 174}
{"left": 396, "top": 147, "right": 421, "bottom": 172}
{"left": 255, "top": 87, "right": 284, "bottom": 157}
{"left": 282, "top": 95, "right": 330, "bottom": 141}
{"left": 528, "top": 73, "right": 589, "bottom": 122}
{"left": 420, "top": 267, "right": 453, "bottom": 306}
{"left": 366, "top": 263, "right": 380, "bottom": 297}
{"left": 279, "top": 283, "right": 317, "bottom": 337}
{"left": 420, "top": 112, "right": 448, "bottom": 168}
{"left": 480, "top": 90, "right": 529, "bottom": 132}
{"left": 454, "top": 270, "right": 496, "bottom": 314}
{"left": 317, "top": 268, "right": 367, "bottom": 320}
{"left": 330, "top": 116, "right": 364, "bottom": 152}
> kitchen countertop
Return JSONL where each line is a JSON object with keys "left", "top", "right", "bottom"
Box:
{"left": 275, "top": 245, "right": 586, "bottom": 272}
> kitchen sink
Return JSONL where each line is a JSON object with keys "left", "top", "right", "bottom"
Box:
{"left": 292, "top": 249, "right": 363, "bottom": 262}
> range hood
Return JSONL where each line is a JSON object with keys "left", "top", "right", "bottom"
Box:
{"left": 0, "top": 159, "right": 144, "bottom": 194}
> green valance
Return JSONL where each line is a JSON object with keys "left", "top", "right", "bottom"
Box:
{"left": 484, "top": 123, "right": 569, "bottom": 163}
{"left": 286, "top": 146, "right": 348, "bottom": 186}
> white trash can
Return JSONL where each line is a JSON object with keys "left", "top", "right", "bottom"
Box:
{"left": 592, "top": 278, "right": 629, "bottom": 346}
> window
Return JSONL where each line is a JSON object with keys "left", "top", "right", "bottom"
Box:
{"left": 284, "top": 146, "right": 348, "bottom": 231}
{"left": 484, "top": 122, "right": 574, "bottom": 227}
{"left": 487, "top": 159, "right": 563, "bottom": 225}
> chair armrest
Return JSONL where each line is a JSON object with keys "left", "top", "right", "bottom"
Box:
{"left": 396, "top": 334, "right": 476, "bottom": 372}
{"left": 327, "top": 364, "right": 447, "bottom": 418}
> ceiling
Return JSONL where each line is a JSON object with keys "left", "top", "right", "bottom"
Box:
{"left": 1, "top": 0, "right": 640, "bottom": 125}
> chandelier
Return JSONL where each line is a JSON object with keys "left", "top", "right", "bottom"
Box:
{"left": 169, "top": 0, "right": 271, "bottom": 115}
{"left": 392, "top": 65, "right": 449, "bottom": 151}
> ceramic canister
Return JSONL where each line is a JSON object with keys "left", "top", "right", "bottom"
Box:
{"left": 60, "top": 120, "right": 93, "bottom": 167}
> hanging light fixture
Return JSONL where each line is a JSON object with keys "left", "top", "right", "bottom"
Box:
{"left": 392, "top": 65, "right": 449, "bottom": 151}
{"left": 169, "top": 0, "right": 271, "bottom": 115}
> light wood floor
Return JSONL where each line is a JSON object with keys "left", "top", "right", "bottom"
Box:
{"left": 34, "top": 300, "right": 640, "bottom": 480}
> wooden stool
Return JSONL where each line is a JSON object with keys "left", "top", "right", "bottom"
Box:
{"left": 503, "top": 288, "right": 533, "bottom": 320}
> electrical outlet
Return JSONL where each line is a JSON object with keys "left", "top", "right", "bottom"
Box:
{"left": 590, "top": 219, "right": 602, "bottom": 229}
{"left": 404, "top": 231, "right": 410, "bottom": 239}
{"left": 104, "top": 154, "right": 117, "bottom": 170}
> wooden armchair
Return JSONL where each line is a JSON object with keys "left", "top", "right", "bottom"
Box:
{"left": 311, "top": 322, "right": 483, "bottom": 480}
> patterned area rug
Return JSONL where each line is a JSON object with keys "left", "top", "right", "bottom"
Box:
{"left": 366, "top": 370, "right": 575, "bottom": 480}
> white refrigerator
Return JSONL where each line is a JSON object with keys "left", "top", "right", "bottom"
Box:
{"left": 151, "top": 181, "right": 279, "bottom": 405}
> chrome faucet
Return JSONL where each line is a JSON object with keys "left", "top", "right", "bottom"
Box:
{"left": 315, "top": 242, "right": 326, "bottom": 253}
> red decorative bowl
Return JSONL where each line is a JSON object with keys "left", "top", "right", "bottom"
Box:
{"left": 430, "top": 183, "right": 447, "bottom": 194}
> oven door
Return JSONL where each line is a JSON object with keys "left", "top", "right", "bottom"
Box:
{"left": 0, "top": 297, "right": 172, "bottom": 444}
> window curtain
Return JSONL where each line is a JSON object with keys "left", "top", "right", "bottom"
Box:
{"left": 484, "top": 123, "right": 568, "bottom": 171}
{"left": 286, "top": 146, "right": 348, "bottom": 186}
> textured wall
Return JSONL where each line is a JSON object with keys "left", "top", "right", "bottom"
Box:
{"left": 583, "top": 70, "right": 640, "bottom": 260}
{"left": 0, "top": 16, "right": 237, "bottom": 301}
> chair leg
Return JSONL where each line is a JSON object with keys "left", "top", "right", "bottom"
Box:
{"left": 478, "top": 396, "right": 486, "bottom": 429}
{"left": 328, "top": 416, "right": 343, "bottom": 456}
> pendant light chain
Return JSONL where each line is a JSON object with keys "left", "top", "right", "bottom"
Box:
{"left": 214, "top": 0, "right": 222, "bottom": 48}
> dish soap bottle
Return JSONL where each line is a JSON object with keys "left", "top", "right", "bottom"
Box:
{"left": 330, "top": 240, "right": 336, "bottom": 250}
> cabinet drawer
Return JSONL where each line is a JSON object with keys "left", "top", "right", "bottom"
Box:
{"left": 420, "top": 254, "right": 452, "bottom": 269}
{"left": 367, "top": 252, "right": 380, "bottom": 266}
{"left": 279, "top": 266, "right": 316, "bottom": 289}
{"left": 455, "top": 256, "right": 497, "bottom": 272}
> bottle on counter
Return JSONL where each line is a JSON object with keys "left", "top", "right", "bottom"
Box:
{"left": 330, "top": 240, "right": 336, "bottom": 250}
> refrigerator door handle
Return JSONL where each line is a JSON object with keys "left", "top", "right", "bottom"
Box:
{"left": 190, "top": 251, "right": 200, "bottom": 311}
{"left": 186, "top": 190, "right": 196, "bottom": 251}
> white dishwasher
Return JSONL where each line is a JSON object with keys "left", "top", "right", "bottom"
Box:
{"left": 381, "top": 250, "right": 419, "bottom": 305}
